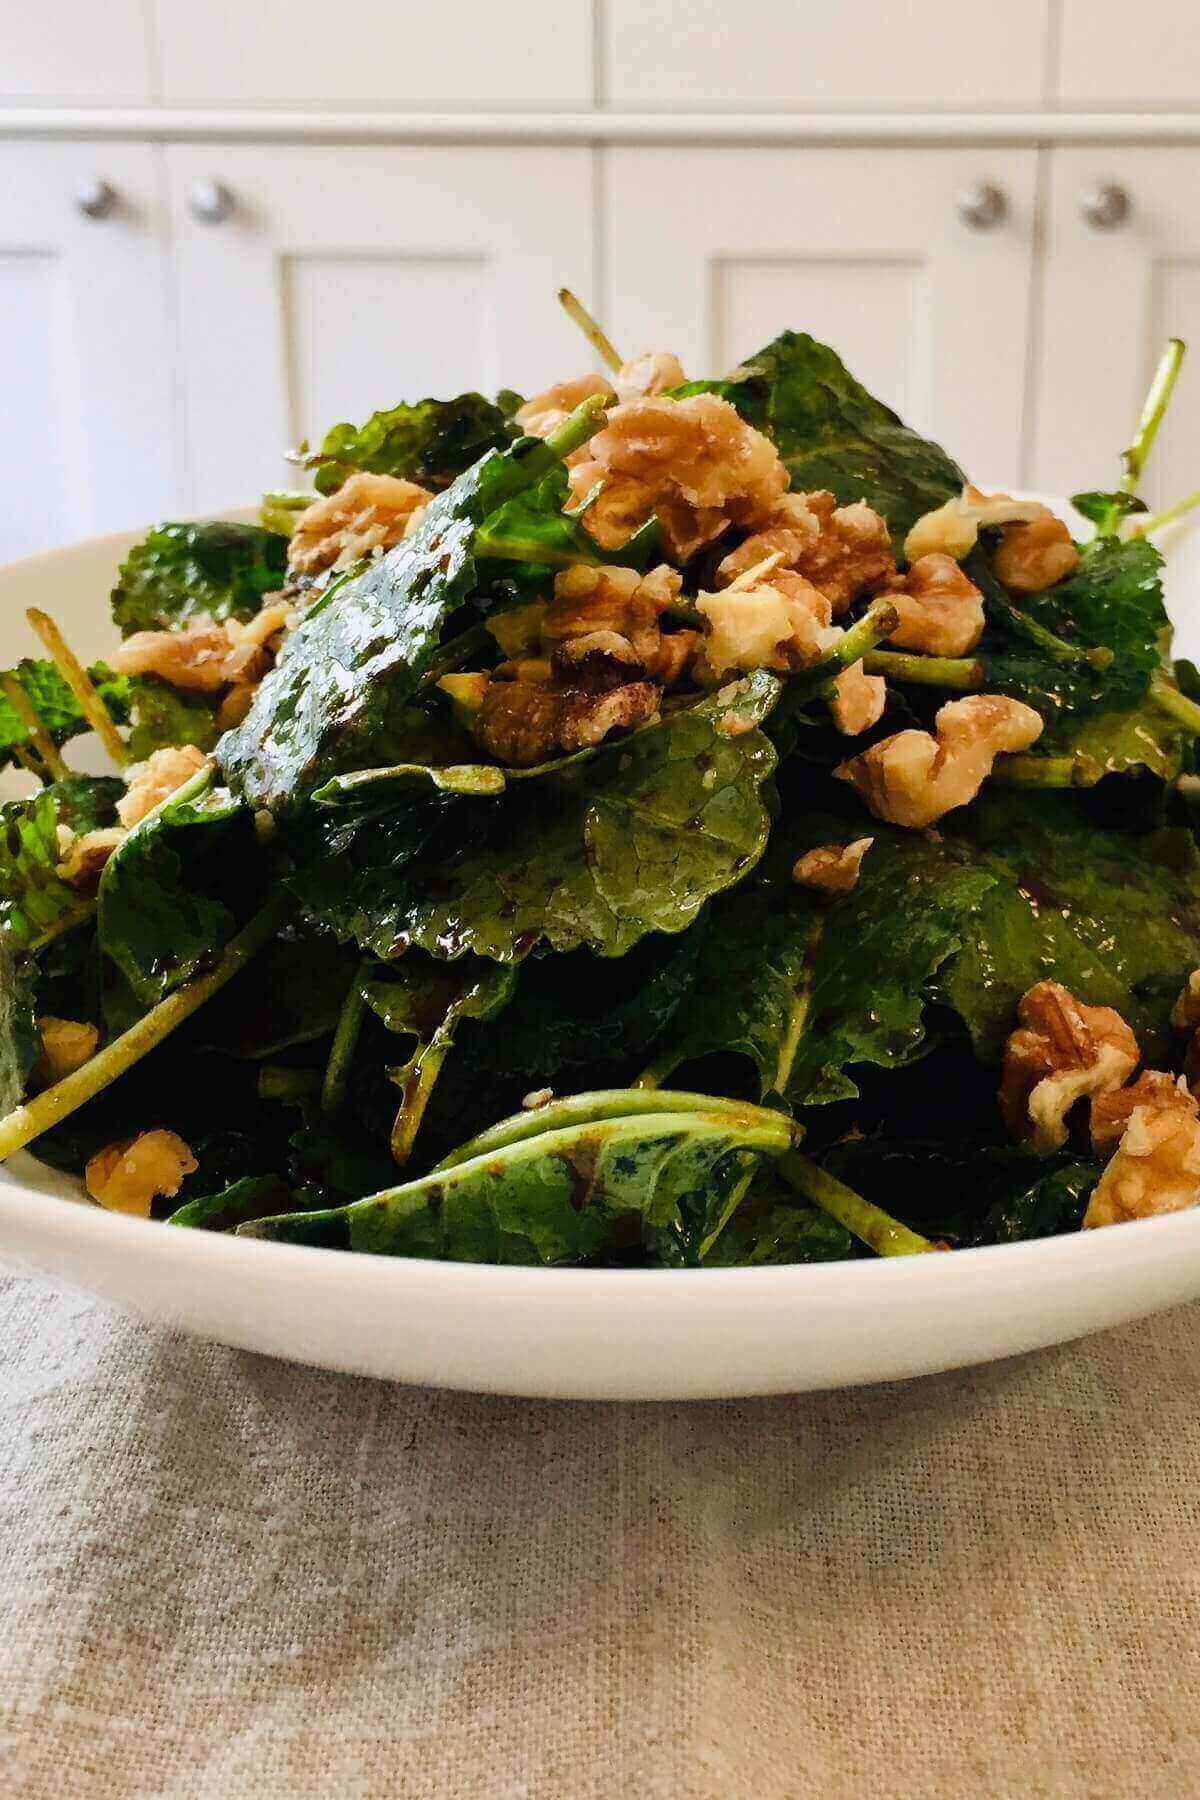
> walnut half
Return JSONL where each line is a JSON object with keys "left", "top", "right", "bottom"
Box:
{"left": 793, "top": 838, "right": 874, "bottom": 897}
{"left": 1084, "top": 1076, "right": 1200, "bottom": 1228}
{"left": 999, "top": 981, "right": 1140, "bottom": 1155}
{"left": 835, "top": 694, "right": 1043, "bottom": 829}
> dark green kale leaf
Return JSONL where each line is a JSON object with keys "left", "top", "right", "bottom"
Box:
{"left": 677, "top": 330, "right": 963, "bottom": 547}
{"left": 168, "top": 1174, "right": 296, "bottom": 1232}
{"left": 0, "top": 790, "right": 91, "bottom": 952}
{"left": 940, "top": 789, "right": 1200, "bottom": 1065}
{"left": 289, "top": 671, "right": 780, "bottom": 963}
{"left": 823, "top": 1138, "right": 1098, "bottom": 1247}
{"left": 111, "top": 521, "right": 288, "bottom": 636}
{"left": 701, "top": 1191, "right": 859, "bottom": 1265}
{"left": 218, "top": 403, "right": 602, "bottom": 813}
{"left": 297, "top": 392, "right": 521, "bottom": 496}
{"left": 0, "top": 660, "right": 133, "bottom": 771}
{"left": 648, "top": 801, "right": 995, "bottom": 1106}
{"left": 287, "top": 1112, "right": 397, "bottom": 1206}
{"left": 126, "top": 678, "right": 221, "bottom": 760}
{"left": 195, "top": 930, "right": 359, "bottom": 1059}
{"left": 97, "top": 780, "right": 258, "bottom": 1005}
{"left": 41, "top": 776, "right": 124, "bottom": 836}
{"left": 0, "top": 941, "right": 39, "bottom": 1113}
{"left": 474, "top": 463, "right": 663, "bottom": 573}
{"left": 240, "top": 1093, "right": 793, "bottom": 1264}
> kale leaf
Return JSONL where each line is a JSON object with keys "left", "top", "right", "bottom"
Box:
{"left": 168, "top": 1174, "right": 296, "bottom": 1232}
{"left": 97, "top": 781, "right": 258, "bottom": 1005}
{"left": 678, "top": 330, "right": 963, "bottom": 547}
{"left": 240, "top": 1093, "right": 793, "bottom": 1264}
{"left": 0, "top": 789, "right": 91, "bottom": 951}
{"left": 296, "top": 393, "right": 520, "bottom": 496}
{"left": 126, "top": 679, "right": 221, "bottom": 760}
{"left": 195, "top": 930, "right": 359, "bottom": 1059}
{"left": 940, "top": 789, "right": 1200, "bottom": 1064}
{"left": 0, "top": 942, "right": 39, "bottom": 1114}
{"left": 289, "top": 672, "right": 780, "bottom": 963}
{"left": 0, "top": 660, "right": 133, "bottom": 771}
{"left": 111, "top": 521, "right": 288, "bottom": 635}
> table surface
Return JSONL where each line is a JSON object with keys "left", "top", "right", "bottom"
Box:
{"left": 1, "top": 1271, "right": 1198, "bottom": 1800}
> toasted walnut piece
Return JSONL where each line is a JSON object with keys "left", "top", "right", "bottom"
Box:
{"left": 614, "top": 351, "right": 687, "bottom": 404}
{"left": 719, "top": 491, "right": 894, "bottom": 616}
{"left": 793, "top": 837, "right": 875, "bottom": 897}
{"left": 56, "top": 827, "right": 125, "bottom": 889}
{"left": 287, "top": 472, "right": 434, "bottom": 576}
{"left": 515, "top": 373, "right": 615, "bottom": 440}
{"left": 829, "top": 661, "right": 887, "bottom": 737}
{"left": 110, "top": 619, "right": 268, "bottom": 694}
{"left": 647, "top": 629, "right": 702, "bottom": 687}
{"left": 992, "top": 510, "right": 1080, "bottom": 594}
{"left": 215, "top": 684, "right": 257, "bottom": 732}
{"left": 1091, "top": 1071, "right": 1191, "bottom": 1153}
{"left": 903, "top": 485, "right": 1045, "bottom": 564}
{"left": 998, "top": 981, "right": 1140, "bottom": 1155}
{"left": 836, "top": 694, "right": 1042, "bottom": 829}
{"left": 544, "top": 564, "right": 676, "bottom": 663}
{"left": 887, "top": 554, "right": 986, "bottom": 657}
{"left": 696, "top": 579, "right": 840, "bottom": 683}
{"left": 116, "top": 744, "right": 213, "bottom": 829}
{"left": 471, "top": 673, "right": 659, "bottom": 768}
{"left": 85, "top": 1130, "right": 198, "bottom": 1218}
{"left": 567, "top": 393, "right": 788, "bottom": 561}
{"left": 227, "top": 597, "right": 293, "bottom": 651}
{"left": 1084, "top": 1082, "right": 1200, "bottom": 1228}
{"left": 34, "top": 1016, "right": 99, "bottom": 1085}
{"left": 1172, "top": 971, "right": 1200, "bottom": 1032}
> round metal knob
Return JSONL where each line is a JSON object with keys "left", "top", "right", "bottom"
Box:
{"left": 75, "top": 178, "right": 118, "bottom": 220}
{"left": 957, "top": 182, "right": 1007, "bottom": 231}
{"left": 187, "top": 178, "right": 235, "bottom": 225}
{"left": 1079, "top": 182, "right": 1131, "bottom": 231}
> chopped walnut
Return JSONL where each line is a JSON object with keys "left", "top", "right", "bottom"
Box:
{"left": 999, "top": 981, "right": 1140, "bottom": 1155}
{"left": 110, "top": 619, "right": 269, "bottom": 694}
{"left": 614, "top": 351, "right": 687, "bottom": 404}
{"left": 886, "top": 554, "right": 985, "bottom": 657}
{"left": 85, "top": 1130, "right": 198, "bottom": 1218}
{"left": 215, "top": 685, "right": 257, "bottom": 732}
{"left": 567, "top": 393, "right": 788, "bottom": 561}
{"left": 836, "top": 694, "right": 1044, "bottom": 828}
{"left": 695, "top": 579, "right": 840, "bottom": 683}
{"left": 718, "top": 491, "right": 895, "bottom": 617}
{"left": 471, "top": 673, "right": 660, "bottom": 768}
{"left": 903, "top": 485, "right": 1046, "bottom": 564}
{"left": 544, "top": 564, "right": 676, "bottom": 665}
{"left": 1091, "top": 1071, "right": 1191, "bottom": 1153}
{"left": 793, "top": 837, "right": 874, "bottom": 897}
{"left": 828, "top": 661, "right": 886, "bottom": 736}
{"left": 515, "top": 373, "right": 615, "bottom": 440}
{"left": 1172, "top": 971, "right": 1200, "bottom": 1032}
{"left": 992, "top": 510, "right": 1080, "bottom": 594}
{"left": 56, "top": 827, "right": 125, "bottom": 889}
{"left": 1084, "top": 1079, "right": 1200, "bottom": 1228}
{"left": 287, "top": 472, "right": 433, "bottom": 576}
{"left": 33, "top": 1017, "right": 99, "bottom": 1085}
{"left": 116, "top": 744, "right": 213, "bottom": 829}
{"left": 227, "top": 598, "right": 293, "bottom": 650}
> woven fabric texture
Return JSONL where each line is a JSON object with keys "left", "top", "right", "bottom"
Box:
{"left": 1, "top": 1272, "right": 1198, "bottom": 1798}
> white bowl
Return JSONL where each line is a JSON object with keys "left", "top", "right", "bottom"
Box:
{"left": 1, "top": 508, "right": 1199, "bottom": 1401}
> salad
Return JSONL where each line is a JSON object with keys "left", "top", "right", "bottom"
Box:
{"left": 3, "top": 295, "right": 1200, "bottom": 1268}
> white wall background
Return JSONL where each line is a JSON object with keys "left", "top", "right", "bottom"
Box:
{"left": 3, "top": 0, "right": 1200, "bottom": 555}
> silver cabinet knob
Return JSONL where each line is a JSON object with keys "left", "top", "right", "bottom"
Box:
{"left": 1080, "top": 182, "right": 1131, "bottom": 231}
{"left": 75, "top": 177, "right": 118, "bottom": 220}
{"left": 957, "top": 182, "right": 1007, "bottom": 231}
{"left": 187, "top": 178, "right": 235, "bottom": 225}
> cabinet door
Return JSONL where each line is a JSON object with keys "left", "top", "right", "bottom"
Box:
{"left": 604, "top": 147, "right": 1038, "bottom": 488}
{"left": 0, "top": 143, "right": 176, "bottom": 560}
{"left": 167, "top": 146, "right": 596, "bottom": 513}
{"left": 1033, "top": 149, "right": 1200, "bottom": 508}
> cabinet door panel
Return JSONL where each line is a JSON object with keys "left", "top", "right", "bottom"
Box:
{"left": 0, "top": 144, "right": 176, "bottom": 560}
{"left": 167, "top": 146, "right": 596, "bottom": 511}
{"left": 1033, "top": 149, "right": 1200, "bottom": 507}
{"left": 604, "top": 148, "right": 1038, "bottom": 487}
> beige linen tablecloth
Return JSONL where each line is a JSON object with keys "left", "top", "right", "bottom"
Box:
{"left": 2, "top": 1273, "right": 1199, "bottom": 1799}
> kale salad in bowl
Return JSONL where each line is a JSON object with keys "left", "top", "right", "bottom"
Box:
{"left": 4, "top": 299, "right": 1200, "bottom": 1277}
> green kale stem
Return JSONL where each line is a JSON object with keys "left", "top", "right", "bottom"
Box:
{"left": 991, "top": 754, "right": 1088, "bottom": 788}
{"left": 1121, "top": 338, "right": 1187, "bottom": 495}
{"left": 557, "top": 287, "right": 624, "bottom": 373}
{"left": 995, "top": 598, "right": 1112, "bottom": 671}
{"left": 388, "top": 1032, "right": 452, "bottom": 1165}
{"left": 420, "top": 623, "right": 494, "bottom": 689}
{"left": 320, "top": 971, "right": 369, "bottom": 1115}
{"left": 529, "top": 394, "right": 608, "bottom": 468}
{"left": 28, "top": 899, "right": 97, "bottom": 956}
{"left": 1149, "top": 672, "right": 1200, "bottom": 734}
{"left": 0, "top": 892, "right": 289, "bottom": 1165}
{"left": 779, "top": 1151, "right": 936, "bottom": 1257}
{"left": 862, "top": 649, "right": 983, "bottom": 690}
{"left": 759, "top": 598, "right": 899, "bottom": 724}
{"left": 1135, "top": 487, "right": 1200, "bottom": 539}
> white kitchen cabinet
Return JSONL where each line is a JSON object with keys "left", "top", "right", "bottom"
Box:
{"left": 603, "top": 147, "right": 1038, "bottom": 486}
{"left": 0, "top": 143, "right": 177, "bottom": 562}
{"left": 1033, "top": 149, "right": 1200, "bottom": 508}
{"left": 1056, "top": 2, "right": 1200, "bottom": 107}
{"left": 166, "top": 145, "right": 596, "bottom": 512}
{"left": 2, "top": 0, "right": 154, "bottom": 102}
